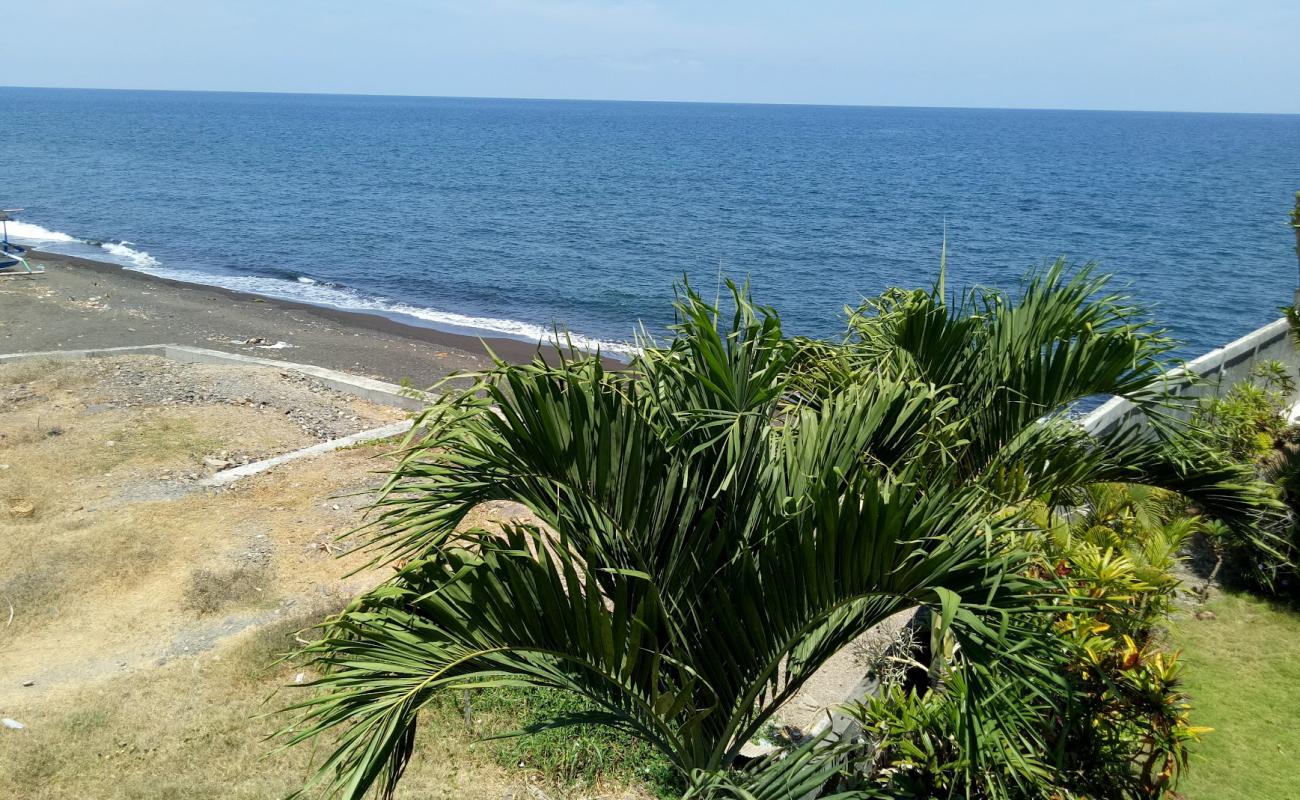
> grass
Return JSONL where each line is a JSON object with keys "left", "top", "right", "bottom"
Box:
{"left": 0, "top": 613, "right": 663, "bottom": 799}
{"left": 459, "top": 686, "right": 682, "bottom": 798}
{"left": 1, "top": 522, "right": 161, "bottom": 629}
{"left": 0, "top": 607, "right": 509, "bottom": 800}
{"left": 0, "top": 357, "right": 86, "bottom": 389}
{"left": 1172, "top": 591, "right": 1300, "bottom": 800}
{"left": 0, "top": 360, "right": 661, "bottom": 798}
{"left": 104, "top": 415, "right": 224, "bottom": 467}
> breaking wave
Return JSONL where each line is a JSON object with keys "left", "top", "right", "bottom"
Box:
{"left": 100, "top": 240, "right": 161, "bottom": 269}
{"left": 6, "top": 217, "right": 636, "bottom": 356}
{"left": 2, "top": 220, "right": 77, "bottom": 243}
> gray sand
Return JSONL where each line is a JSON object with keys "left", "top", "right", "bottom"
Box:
{"left": 0, "top": 251, "right": 612, "bottom": 387}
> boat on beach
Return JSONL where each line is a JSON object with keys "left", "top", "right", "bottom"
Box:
{"left": 0, "top": 209, "right": 43, "bottom": 275}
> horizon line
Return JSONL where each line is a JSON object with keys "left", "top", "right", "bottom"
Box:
{"left": 2, "top": 83, "right": 1297, "bottom": 117}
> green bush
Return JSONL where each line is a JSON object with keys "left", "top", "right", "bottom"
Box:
{"left": 279, "top": 270, "right": 1271, "bottom": 799}
{"left": 850, "top": 485, "right": 1210, "bottom": 800}
{"left": 1191, "top": 361, "right": 1293, "bottom": 462}
{"left": 1189, "top": 360, "right": 1300, "bottom": 594}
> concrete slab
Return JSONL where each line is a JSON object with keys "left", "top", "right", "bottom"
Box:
{"left": 0, "top": 343, "right": 431, "bottom": 411}
{"left": 200, "top": 419, "right": 415, "bottom": 487}
{"left": 0, "top": 343, "right": 433, "bottom": 487}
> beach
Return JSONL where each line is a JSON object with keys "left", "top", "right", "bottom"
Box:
{"left": 0, "top": 251, "right": 611, "bottom": 385}
{"left": 1, "top": 8, "right": 1295, "bottom": 796}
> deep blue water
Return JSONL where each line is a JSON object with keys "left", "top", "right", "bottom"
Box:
{"left": 1, "top": 87, "right": 1298, "bottom": 357}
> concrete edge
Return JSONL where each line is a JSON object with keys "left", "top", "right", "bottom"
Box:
{"left": 199, "top": 419, "right": 415, "bottom": 487}
{"left": 1183, "top": 317, "right": 1291, "bottom": 376}
{"left": 1079, "top": 317, "right": 1293, "bottom": 435}
{"left": 0, "top": 344, "right": 171, "bottom": 361}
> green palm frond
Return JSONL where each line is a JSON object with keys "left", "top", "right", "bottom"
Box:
{"left": 278, "top": 283, "right": 1067, "bottom": 799}
{"left": 825, "top": 261, "right": 1279, "bottom": 533}
{"left": 279, "top": 268, "right": 1276, "bottom": 800}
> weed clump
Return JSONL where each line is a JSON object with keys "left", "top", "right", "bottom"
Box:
{"left": 183, "top": 565, "right": 269, "bottom": 615}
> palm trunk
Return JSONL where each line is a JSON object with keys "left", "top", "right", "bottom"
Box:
{"left": 1199, "top": 547, "right": 1223, "bottom": 603}
{"left": 1293, "top": 193, "right": 1300, "bottom": 306}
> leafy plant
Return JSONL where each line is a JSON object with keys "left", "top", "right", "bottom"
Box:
{"left": 856, "top": 484, "right": 1209, "bottom": 800}
{"left": 1047, "top": 483, "right": 1196, "bottom": 633}
{"left": 1192, "top": 361, "right": 1294, "bottom": 461}
{"left": 277, "top": 270, "right": 1271, "bottom": 799}
{"left": 801, "top": 260, "right": 1269, "bottom": 534}
{"left": 278, "top": 284, "right": 1056, "bottom": 799}
{"left": 1189, "top": 360, "right": 1300, "bottom": 592}
{"left": 1283, "top": 304, "right": 1300, "bottom": 348}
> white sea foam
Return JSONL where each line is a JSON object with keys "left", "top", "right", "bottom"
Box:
{"left": 2, "top": 220, "right": 77, "bottom": 243}
{"left": 8, "top": 216, "right": 636, "bottom": 356}
{"left": 100, "top": 241, "right": 161, "bottom": 268}
{"left": 151, "top": 267, "right": 637, "bottom": 355}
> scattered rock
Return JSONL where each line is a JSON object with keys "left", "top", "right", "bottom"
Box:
{"left": 70, "top": 355, "right": 399, "bottom": 443}
{"left": 202, "top": 456, "right": 233, "bottom": 470}
{"left": 1194, "top": 610, "right": 1217, "bottom": 621}
{"left": 1, "top": 718, "right": 24, "bottom": 730}
{"left": 6, "top": 498, "right": 35, "bottom": 518}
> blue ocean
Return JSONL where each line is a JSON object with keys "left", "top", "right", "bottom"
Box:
{"left": 1, "top": 87, "right": 1298, "bottom": 358}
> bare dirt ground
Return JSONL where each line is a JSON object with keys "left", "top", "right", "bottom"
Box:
{"left": 0, "top": 355, "right": 647, "bottom": 799}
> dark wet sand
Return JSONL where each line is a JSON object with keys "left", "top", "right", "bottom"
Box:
{"left": 0, "top": 251, "right": 623, "bottom": 386}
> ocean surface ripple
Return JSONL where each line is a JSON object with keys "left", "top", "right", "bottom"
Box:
{"left": 1, "top": 88, "right": 1298, "bottom": 359}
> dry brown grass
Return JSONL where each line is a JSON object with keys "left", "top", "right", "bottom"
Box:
{"left": 0, "top": 591, "right": 649, "bottom": 800}
{"left": 0, "top": 523, "right": 160, "bottom": 629}
{"left": 182, "top": 564, "right": 273, "bottom": 615}
{"left": 0, "top": 355, "right": 652, "bottom": 799}
{"left": 0, "top": 611, "right": 526, "bottom": 800}
{"left": 0, "top": 357, "right": 91, "bottom": 390}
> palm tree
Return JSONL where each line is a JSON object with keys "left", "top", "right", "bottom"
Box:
{"left": 802, "top": 260, "right": 1277, "bottom": 584}
{"left": 798, "top": 260, "right": 1267, "bottom": 527}
{"left": 277, "top": 269, "right": 1268, "bottom": 799}
{"left": 1291, "top": 191, "right": 1300, "bottom": 302}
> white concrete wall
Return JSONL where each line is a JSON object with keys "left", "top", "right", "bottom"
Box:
{"left": 1080, "top": 318, "right": 1300, "bottom": 437}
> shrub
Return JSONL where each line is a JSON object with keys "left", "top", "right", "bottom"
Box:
{"left": 849, "top": 485, "right": 1210, "bottom": 799}
{"left": 1189, "top": 360, "right": 1300, "bottom": 594}
{"left": 278, "top": 272, "right": 1268, "bottom": 799}
{"left": 1191, "top": 361, "right": 1293, "bottom": 462}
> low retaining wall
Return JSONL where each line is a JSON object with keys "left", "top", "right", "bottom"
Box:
{"left": 1080, "top": 318, "right": 1300, "bottom": 437}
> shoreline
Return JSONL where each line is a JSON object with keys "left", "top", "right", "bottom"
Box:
{"left": 7, "top": 219, "right": 635, "bottom": 357}
{"left": 1, "top": 250, "right": 627, "bottom": 386}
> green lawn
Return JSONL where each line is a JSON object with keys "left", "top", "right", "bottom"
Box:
{"left": 1173, "top": 592, "right": 1300, "bottom": 800}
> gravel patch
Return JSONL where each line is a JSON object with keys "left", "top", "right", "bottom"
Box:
{"left": 83, "top": 355, "right": 404, "bottom": 441}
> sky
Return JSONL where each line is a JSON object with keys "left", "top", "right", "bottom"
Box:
{"left": 4, "top": 0, "right": 1298, "bottom": 113}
